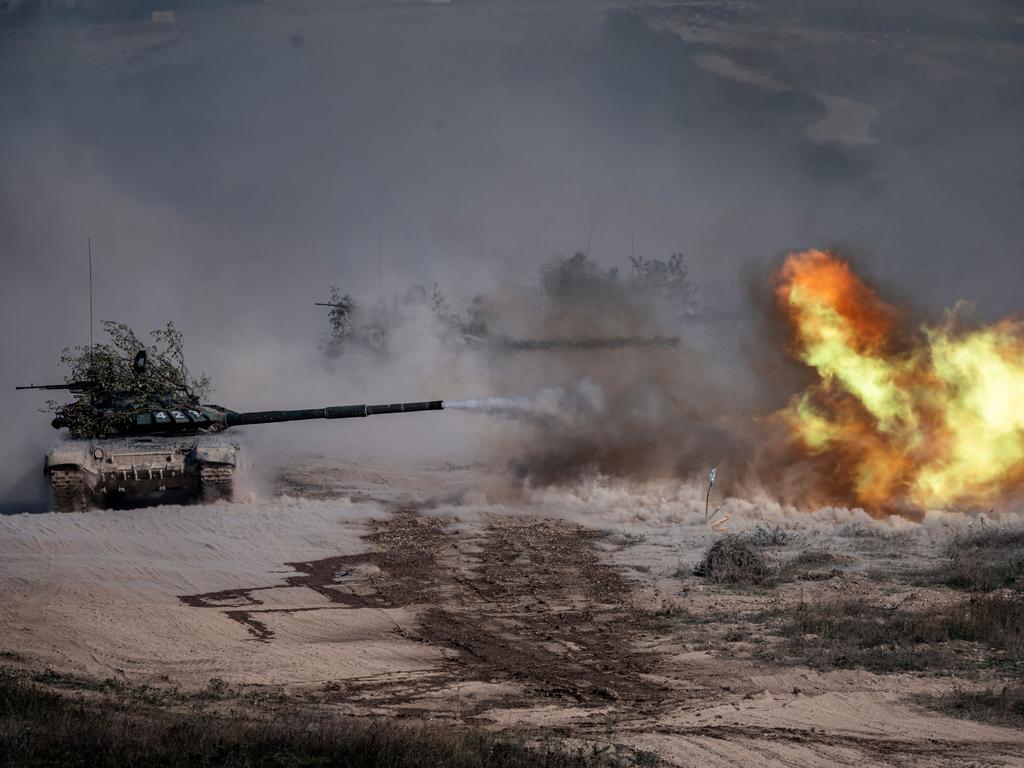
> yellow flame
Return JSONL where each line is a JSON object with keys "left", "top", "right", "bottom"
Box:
{"left": 776, "top": 250, "right": 1024, "bottom": 511}
{"left": 916, "top": 321, "right": 1024, "bottom": 506}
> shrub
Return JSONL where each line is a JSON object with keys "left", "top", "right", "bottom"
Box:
{"left": 694, "top": 536, "right": 774, "bottom": 585}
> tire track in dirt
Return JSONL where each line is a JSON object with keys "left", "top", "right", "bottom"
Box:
{"left": 414, "top": 517, "right": 664, "bottom": 709}
{"left": 179, "top": 507, "right": 668, "bottom": 712}
{"left": 179, "top": 509, "right": 456, "bottom": 639}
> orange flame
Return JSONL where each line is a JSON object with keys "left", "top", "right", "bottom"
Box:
{"left": 775, "top": 249, "right": 1024, "bottom": 512}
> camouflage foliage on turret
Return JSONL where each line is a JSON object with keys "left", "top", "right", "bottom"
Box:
{"left": 320, "top": 287, "right": 356, "bottom": 358}
{"left": 46, "top": 321, "right": 212, "bottom": 439}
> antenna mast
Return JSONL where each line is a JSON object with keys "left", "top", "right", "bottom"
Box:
{"left": 629, "top": 205, "right": 635, "bottom": 260}
{"left": 377, "top": 196, "right": 383, "bottom": 300}
{"left": 585, "top": 203, "right": 598, "bottom": 257}
{"left": 88, "top": 238, "right": 94, "bottom": 373}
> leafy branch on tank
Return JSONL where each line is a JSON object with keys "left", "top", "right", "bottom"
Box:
{"left": 45, "top": 321, "right": 212, "bottom": 439}
{"left": 320, "top": 287, "right": 357, "bottom": 358}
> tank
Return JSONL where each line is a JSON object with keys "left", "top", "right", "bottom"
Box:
{"left": 20, "top": 380, "right": 443, "bottom": 512}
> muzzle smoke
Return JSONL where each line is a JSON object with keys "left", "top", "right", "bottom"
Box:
{"left": 443, "top": 378, "right": 605, "bottom": 425}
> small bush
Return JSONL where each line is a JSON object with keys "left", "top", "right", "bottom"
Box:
{"left": 694, "top": 536, "right": 774, "bottom": 585}
{"left": 748, "top": 524, "right": 788, "bottom": 547}
{"left": 942, "top": 526, "right": 1024, "bottom": 592}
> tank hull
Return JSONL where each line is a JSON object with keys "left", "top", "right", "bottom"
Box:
{"left": 44, "top": 436, "right": 238, "bottom": 512}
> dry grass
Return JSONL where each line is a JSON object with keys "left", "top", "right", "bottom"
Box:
{"left": 768, "top": 594, "right": 1024, "bottom": 673}
{"left": 0, "top": 671, "right": 627, "bottom": 768}
{"left": 916, "top": 685, "right": 1024, "bottom": 728}
{"left": 747, "top": 524, "right": 789, "bottom": 547}
{"left": 941, "top": 526, "right": 1024, "bottom": 592}
{"left": 776, "top": 550, "right": 848, "bottom": 583}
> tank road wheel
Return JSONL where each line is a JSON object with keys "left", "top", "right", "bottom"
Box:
{"left": 50, "top": 469, "right": 89, "bottom": 513}
{"left": 200, "top": 464, "right": 234, "bottom": 503}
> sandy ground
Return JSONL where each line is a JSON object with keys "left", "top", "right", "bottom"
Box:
{"left": 1, "top": 459, "right": 1022, "bottom": 767}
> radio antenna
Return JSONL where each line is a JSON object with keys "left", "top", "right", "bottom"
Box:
{"left": 377, "top": 196, "right": 383, "bottom": 300}
{"left": 585, "top": 203, "right": 598, "bottom": 257}
{"left": 629, "top": 205, "right": 635, "bottom": 260}
{"left": 88, "top": 238, "right": 94, "bottom": 374}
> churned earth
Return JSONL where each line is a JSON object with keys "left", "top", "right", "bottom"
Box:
{"left": 1, "top": 459, "right": 1021, "bottom": 768}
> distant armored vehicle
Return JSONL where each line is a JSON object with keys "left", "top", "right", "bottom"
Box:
{"left": 20, "top": 373, "right": 443, "bottom": 512}
{"left": 317, "top": 297, "right": 682, "bottom": 356}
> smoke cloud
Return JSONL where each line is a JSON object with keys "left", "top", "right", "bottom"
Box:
{"left": 444, "top": 379, "right": 604, "bottom": 422}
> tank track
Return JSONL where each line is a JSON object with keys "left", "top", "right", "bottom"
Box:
{"left": 50, "top": 469, "right": 89, "bottom": 513}
{"left": 200, "top": 464, "right": 234, "bottom": 503}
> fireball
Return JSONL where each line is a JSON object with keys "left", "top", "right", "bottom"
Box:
{"left": 775, "top": 249, "right": 1024, "bottom": 512}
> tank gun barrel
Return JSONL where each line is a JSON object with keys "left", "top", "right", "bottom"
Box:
{"left": 498, "top": 335, "right": 679, "bottom": 352}
{"left": 16, "top": 381, "right": 93, "bottom": 392}
{"left": 224, "top": 400, "right": 443, "bottom": 427}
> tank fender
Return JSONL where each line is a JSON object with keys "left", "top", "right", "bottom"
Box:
{"left": 44, "top": 444, "right": 92, "bottom": 473}
{"left": 192, "top": 440, "right": 239, "bottom": 466}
